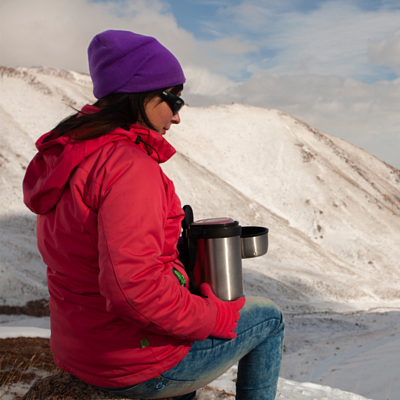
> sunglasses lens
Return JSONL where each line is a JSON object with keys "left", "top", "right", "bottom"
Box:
{"left": 162, "top": 91, "right": 184, "bottom": 115}
{"left": 173, "top": 98, "right": 184, "bottom": 114}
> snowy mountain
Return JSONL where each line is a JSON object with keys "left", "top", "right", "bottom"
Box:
{"left": 0, "top": 67, "right": 94, "bottom": 306}
{"left": 165, "top": 104, "right": 400, "bottom": 313}
{"left": 1, "top": 66, "right": 399, "bottom": 399}
{"left": 2, "top": 66, "right": 399, "bottom": 313}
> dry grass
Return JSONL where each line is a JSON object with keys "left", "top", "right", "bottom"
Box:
{"left": 0, "top": 337, "right": 61, "bottom": 399}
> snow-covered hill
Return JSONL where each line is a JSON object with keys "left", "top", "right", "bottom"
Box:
{"left": 2, "top": 66, "right": 399, "bottom": 312}
{"left": 0, "top": 66, "right": 94, "bottom": 306}
{"left": 1, "top": 66, "right": 399, "bottom": 399}
{"left": 164, "top": 104, "right": 400, "bottom": 313}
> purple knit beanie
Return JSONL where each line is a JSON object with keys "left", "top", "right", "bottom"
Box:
{"left": 88, "top": 30, "right": 186, "bottom": 98}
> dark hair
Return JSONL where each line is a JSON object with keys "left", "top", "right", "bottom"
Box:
{"left": 54, "top": 84, "right": 183, "bottom": 140}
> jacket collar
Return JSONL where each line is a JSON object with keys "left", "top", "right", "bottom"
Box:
{"left": 24, "top": 105, "right": 177, "bottom": 214}
{"left": 79, "top": 104, "right": 176, "bottom": 164}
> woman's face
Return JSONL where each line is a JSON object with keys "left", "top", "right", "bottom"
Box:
{"left": 142, "top": 88, "right": 181, "bottom": 135}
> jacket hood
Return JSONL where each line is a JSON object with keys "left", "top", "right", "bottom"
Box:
{"left": 23, "top": 105, "right": 176, "bottom": 215}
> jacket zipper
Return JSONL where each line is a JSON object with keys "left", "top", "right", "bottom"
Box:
{"left": 172, "top": 268, "right": 186, "bottom": 287}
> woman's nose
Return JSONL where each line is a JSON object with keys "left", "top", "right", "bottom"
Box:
{"left": 171, "top": 113, "right": 181, "bottom": 124}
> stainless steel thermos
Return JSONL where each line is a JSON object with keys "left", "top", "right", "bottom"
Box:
{"left": 181, "top": 206, "right": 269, "bottom": 301}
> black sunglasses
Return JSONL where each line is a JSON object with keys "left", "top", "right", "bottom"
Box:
{"left": 160, "top": 91, "right": 185, "bottom": 115}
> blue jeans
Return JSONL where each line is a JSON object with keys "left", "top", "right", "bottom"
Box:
{"left": 99, "top": 296, "right": 284, "bottom": 400}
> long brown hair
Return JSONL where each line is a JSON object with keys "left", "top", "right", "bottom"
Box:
{"left": 54, "top": 84, "right": 183, "bottom": 140}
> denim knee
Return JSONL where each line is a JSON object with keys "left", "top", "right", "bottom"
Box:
{"left": 239, "top": 296, "right": 285, "bottom": 337}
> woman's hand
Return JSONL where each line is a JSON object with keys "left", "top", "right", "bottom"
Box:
{"left": 200, "top": 283, "right": 246, "bottom": 339}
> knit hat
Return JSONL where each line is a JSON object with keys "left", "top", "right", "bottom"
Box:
{"left": 88, "top": 30, "right": 186, "bottom": 98}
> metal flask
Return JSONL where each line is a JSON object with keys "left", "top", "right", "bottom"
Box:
{"left": 188, "top": 217, "right": 244, "bottom": 301}
{"left": 181, "top": 206, "right": 269, "bottom": 301}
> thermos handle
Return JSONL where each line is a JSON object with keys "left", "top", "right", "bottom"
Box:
{"left": 179, "top": 205, "right": 193, "bottom": 268}
{"left": 182, "top": 205, "right": 193, "bottom": 230}
{"left": 180, "top": 206, "right": 200, "bottom": 295}
{"left": 187, "top": 230, "right": 201, "bottom": 295}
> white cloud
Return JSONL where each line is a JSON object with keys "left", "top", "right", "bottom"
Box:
{"left": 184, "top": 65, "right": 239, "bottom": 97}
{"left": 369, "top": 29, "right": 400, "bottom": 74}
{"left": 205, "top": 37, "right": 258, "bottom": 55}
{"left": 0, "top": 0, "right": 197, "bottom": 73}
{"left": 216, "top": 1, "right": 400, "bottom": 79}
{"left": 220, "top": 3, "right": 275, "bottom": 31}
{"left": 3, "top": 0, "right": 399, "bottom": 81}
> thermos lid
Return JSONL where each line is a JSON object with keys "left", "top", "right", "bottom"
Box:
{"left": 190, "top": 218, "right": 241, "bottom": 238}
{"left": 191, "top": 217, "right": 235, "bottom": 227}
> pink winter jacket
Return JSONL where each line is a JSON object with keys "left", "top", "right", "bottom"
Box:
{"left": 23, "top": 105, "right": 218, "bottom": 388}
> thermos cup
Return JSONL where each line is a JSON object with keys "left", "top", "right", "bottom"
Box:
{"left": 181, "top": 206, "right": 269, "bottom": 301}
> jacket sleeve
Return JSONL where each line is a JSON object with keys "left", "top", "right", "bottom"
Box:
{"left": 94, "top": 143, "right": 217, "bottom": 341}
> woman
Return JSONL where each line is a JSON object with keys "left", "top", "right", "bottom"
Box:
{"left": 23, "top": 30, "right": 284, "bottom": 400}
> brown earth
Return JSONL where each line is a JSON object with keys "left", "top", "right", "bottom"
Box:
{"left": 0, "top": 299, "right": 50, "bottom": 317}
{"left": 0, "top": 337, "right": 176, "bottom": 399}
{"left": 0, "top": 337, "right": 60, "bottom": 399}
{"left": 0, "top": 337, "right": 227, "bottom": 400}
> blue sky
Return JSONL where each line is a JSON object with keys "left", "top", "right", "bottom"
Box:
{"left": 167, "top": 0, "right": 400, "bottom": 82}
{"left": 1, "top": 0, "right": 400, "bottom": 168}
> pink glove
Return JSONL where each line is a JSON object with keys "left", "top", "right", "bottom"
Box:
{"left": 200, "top": 283, "right": 246, "bottom": 339}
